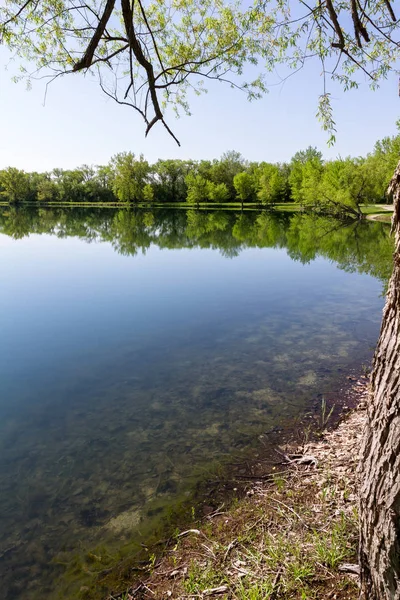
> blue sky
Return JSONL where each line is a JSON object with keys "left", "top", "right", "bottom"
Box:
{"left": 0, "top": 46, "right": 399, "bottom": 171}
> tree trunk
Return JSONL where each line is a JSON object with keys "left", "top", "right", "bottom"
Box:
{"left": 359, "top": 161, "right": 400, "bottom": 599}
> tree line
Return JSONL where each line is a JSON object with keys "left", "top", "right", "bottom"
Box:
{"left": 0, "top": 127, "right": 399, "bottom": 218}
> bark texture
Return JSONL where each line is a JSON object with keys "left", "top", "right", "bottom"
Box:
{"left": 359, "top": 162, "right": 400, "bottom": 599}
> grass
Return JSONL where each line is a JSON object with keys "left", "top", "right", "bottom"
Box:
{"left": 360, "top": 204, "right": 393, "bottom": 215}
{"left": 272, "top": 203, "right": 301, "bottom": 212}
{"left": 320, "top": 397, "right": 335, "bottom": 429}
{"left": 236, "top": 580, "right": 276, "bottom": 599}
{"left": 182, "top": 562, "right": 225, "bottom": 595}
{"left": 314, "top": 523, "right": 352, "bottom": 569}
{"left": 153, "top": 491, "right": 357, "bottom": 598}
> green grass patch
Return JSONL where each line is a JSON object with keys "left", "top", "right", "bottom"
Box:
{"left": 360, "top": 204, "right": 394, "bottom": 215}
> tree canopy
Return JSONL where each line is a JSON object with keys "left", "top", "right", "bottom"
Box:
{"left": 1, "top": 0, "right": 400, "bottom": 144}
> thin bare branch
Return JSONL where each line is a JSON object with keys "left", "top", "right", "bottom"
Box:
{"left": 1, "top": 0, "right": 35, "bottom": 27}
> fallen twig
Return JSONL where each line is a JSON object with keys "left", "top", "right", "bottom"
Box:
{"left": 177, "top": 529, "right": 201, "bottom": 538}
{"left": 339, "top": 563, "right": 360, "bottom": 575}
{"left": 223, "top": 540, "right": 238, "bottom": 562}
{"left": 203, "top": 585, "right": 229, "bottom": 596}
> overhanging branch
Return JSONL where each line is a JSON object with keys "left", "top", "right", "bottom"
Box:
{"left": 73, "top": 0, "right": 116, "bottom": 71}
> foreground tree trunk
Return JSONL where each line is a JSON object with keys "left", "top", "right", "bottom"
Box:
{"left": 359, "top": 163, "right": 400, "bottom": 599}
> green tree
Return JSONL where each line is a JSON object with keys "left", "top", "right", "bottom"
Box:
{"left": 363, "top": 125, "right": 400, "bottom": 203}
{"left": 153, "top": 159, "right": 191, "bottom": 203}
{"left": 233, "top": 172, "right": 254, "bottom": 210}
{"left": 289, "top": 148, "right": 324, "bottom": 206}
{"left": 52, "top": 168, "right": 86, "bottom": 202}
{"left": 36, "top": 174, "right": 59, "bottom": 202}
{"left": 291, "top": 147, "right": 323, "bottom": 165}
{"left": 318, "top": 158, "right": 372, "bottom": 218}
{"left": 255, "top": 163, "right": 287, "bottom": 205}
{"left": 95, "top": 165, "right": 115, "bottom": 192}
{"left": 289, "top": 148, "right": 322, "bottom": 203}
{"left": 209, "top": 151, "right": 245, "bottom": 197}
{"left": 185, "top": 173, "right": 210, "bottom": 208}
{"left": 0, "top": 167, "right": 31, "bottom": 203}
{"left": 111, "top": 152, "right": 151, "bottom": 203}
{"left": 143, "top": 183, "right": 155, "bottom": 203}
{"left": 207, "top": 182, "right": 230, "bottom": 203}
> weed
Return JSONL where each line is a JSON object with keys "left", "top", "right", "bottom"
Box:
{"left": 320, "top": 397, "right": 335, "bottom": 429}
{"left": 148, "top": 552, "right": 157, "bottom": 573}
{"left": 287, "top": 559, "right": 314, "bottom": 584}
{"left": 314, "top": 521, "right": 351, "bottom": 569}
{"left": 272, "top": 473, "right": 286, "bottom": 493}
{"left": 235, "top": 579, "right": 275, "bottom": 599}
{"left": 361, "top": 363, "right": 371, "bottom": 376}
{"left": 183, "top": 561, "right": 222, "bottom": 594}
{"left": 302, "top": 423, "right": 313, "bottom": 445}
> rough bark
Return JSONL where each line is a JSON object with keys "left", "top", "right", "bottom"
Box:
{"left": 359, "top": 161, "right": 400, "bottom": 599}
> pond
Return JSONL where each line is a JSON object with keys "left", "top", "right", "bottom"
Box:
{"left": 0, "top": 208, "right": 394, "bottom": 600}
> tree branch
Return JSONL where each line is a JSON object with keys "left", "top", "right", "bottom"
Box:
{"left": 73, "top": 0, "right": 116, "bottom": 71}
{"left": 325, "top": 0, "right": 345, "bottom": 49}
{"left": 120, "top": 0, "right": 180, "bottom": 145}
{"left": 350, "top": 0, "right": 369, "bottom": 48}
{"left": 384, "top": 0, "right": 396, "bottom": 23}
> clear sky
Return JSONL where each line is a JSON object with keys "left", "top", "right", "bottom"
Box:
{"left": 0, "top": 46, "right": 399, "bottom": 171}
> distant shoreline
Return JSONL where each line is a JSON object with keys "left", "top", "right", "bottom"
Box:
{"left": 0, "top": 202, "right": 394, "bottom": 217}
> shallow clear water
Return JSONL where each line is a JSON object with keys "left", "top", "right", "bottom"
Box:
{"left": 0, "top": 208, "right": 393, "bottom": 599}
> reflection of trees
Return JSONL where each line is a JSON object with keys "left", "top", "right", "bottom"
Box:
{"left": 109, "top": 211, "right": 154, "bottom": 256}
{"left": 285, "top": 215, "right": 394, "bottom": 288}
{"left": 0, "top": 208, "right": 36, "bottom": 239}
{"left": 0, "top": 207, "right": 393, "bottom": 287}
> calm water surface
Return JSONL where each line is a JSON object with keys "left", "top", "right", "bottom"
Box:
{"left": 0, "top": 209, "right": 393, "bottom": 599}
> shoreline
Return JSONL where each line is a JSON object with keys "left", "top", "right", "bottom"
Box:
{"left": 0, "top": 202, "right": 394, "bottom": 216}
{"left": 104, "top": 377, "right": 369, "bottom": 600}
